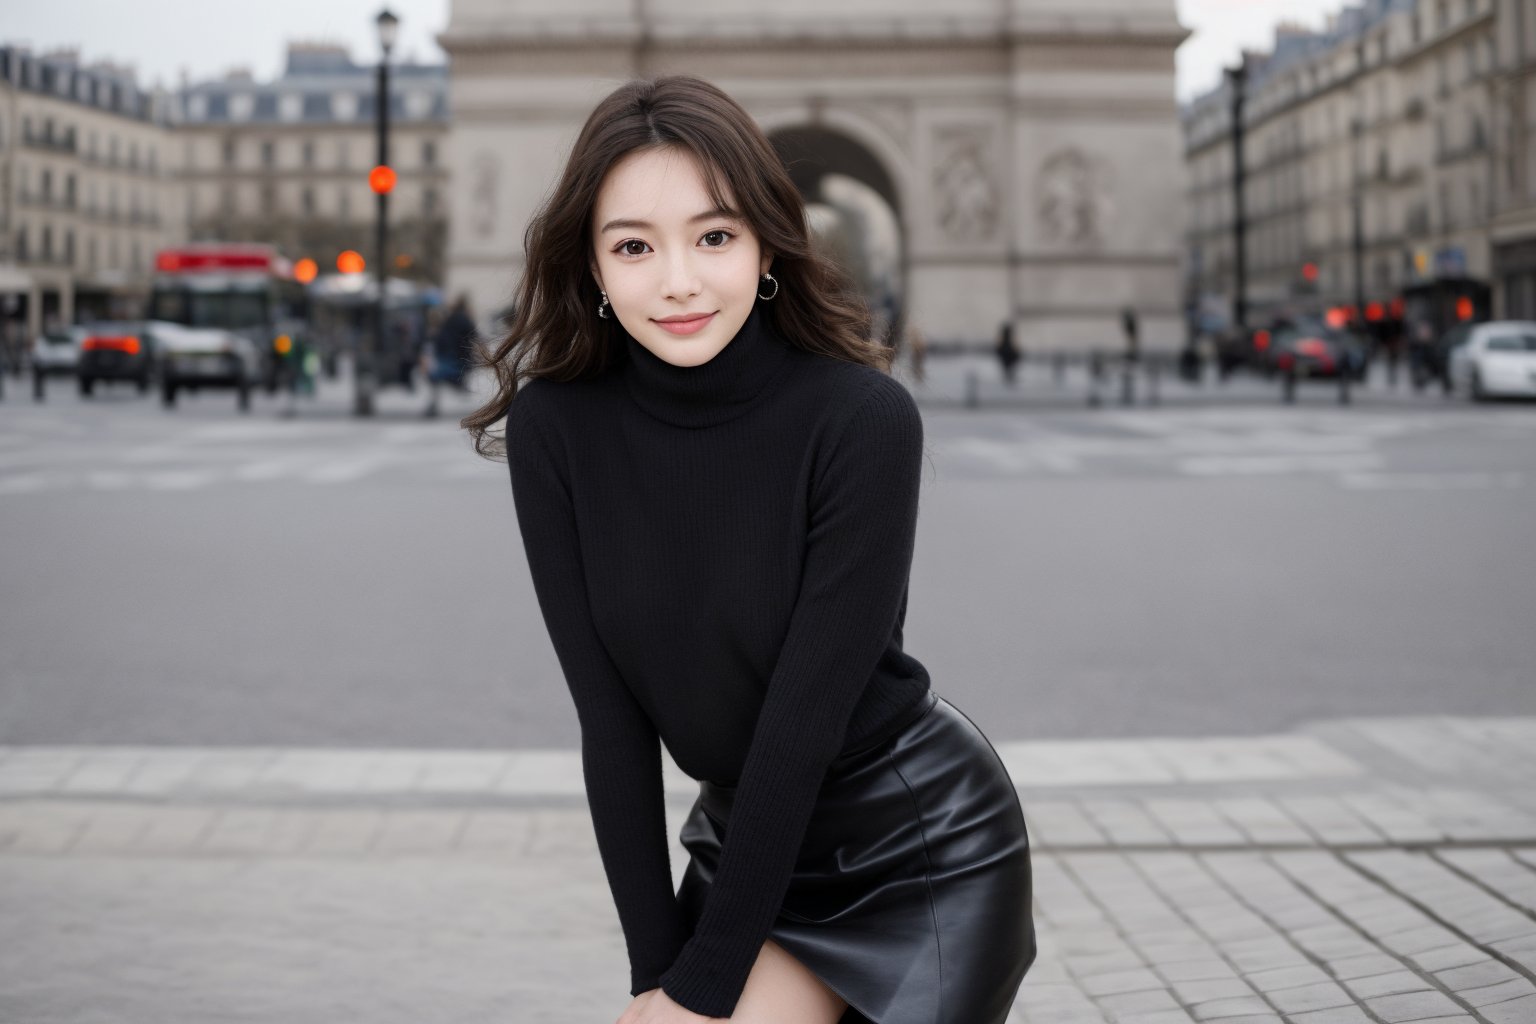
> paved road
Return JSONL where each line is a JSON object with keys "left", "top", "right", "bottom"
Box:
{"left": 1, "top": 365, "right": 1533, "bottom": 747}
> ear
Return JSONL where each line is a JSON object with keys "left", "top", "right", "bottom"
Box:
{"left": 759, "top": 251, "right": 773, "bottom": 277}
{"left": 590, "top": 262, "right": 605, "bottom": 294}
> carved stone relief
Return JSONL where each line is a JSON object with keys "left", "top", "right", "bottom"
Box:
{"left": 1035, "top": 147, "right": 1115, "bottom": 249}
{"left": 470, "top": 150, "right": 499, "bottom": 240}
{"left": 931, "top": 124, "right": 999, "bottom": 243}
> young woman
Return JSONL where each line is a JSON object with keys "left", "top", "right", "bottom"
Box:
{"left": 463, "top": 75, "right": 1035, "bottom": 1024}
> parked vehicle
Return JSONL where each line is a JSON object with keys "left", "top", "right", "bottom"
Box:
{"left": 1446, "top": 321, "right": 1536, "bottom": 401}
{"left": 1260, "top": 319, "right": 1369, "bottom": 381}
{"left": 148, "top": 244, "right": 309, "bottom": 394}
{"left": 76, "top": 321, "right": 157, "bottom": 396}
{"left": 30, "top": 326, "right": 84, "bottom": 398}
{"left": 147, "top": 320, "right": 262, "bottom": 411}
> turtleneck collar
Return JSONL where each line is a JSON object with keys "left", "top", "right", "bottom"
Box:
{"left": 621, "top": 305, "right": 793, "bottom": 428}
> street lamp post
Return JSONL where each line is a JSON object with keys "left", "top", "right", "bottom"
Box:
{"left": 355, "top": 7, "right": 398, "bottom": 417}
{"left": 1225, "top": 55, "right": 1249, "bottom": 336}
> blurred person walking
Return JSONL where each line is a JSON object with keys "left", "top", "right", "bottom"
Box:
{"left": 423, "top": 294, "right": 477, "bottom": 418}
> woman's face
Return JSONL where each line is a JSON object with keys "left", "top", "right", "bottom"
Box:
{"left": 591, "top": 146, "right": 771, "bottom": 367}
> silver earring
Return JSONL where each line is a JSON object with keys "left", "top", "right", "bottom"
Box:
{"left": 757, "top": 273, "right": 779, "bottom": 301}
{"left": 597, "top": 291, "right": 610, "bottom": 319}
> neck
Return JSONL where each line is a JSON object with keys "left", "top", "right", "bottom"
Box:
{"left": 621, "top": 306, "right": 792, "bottom": 428}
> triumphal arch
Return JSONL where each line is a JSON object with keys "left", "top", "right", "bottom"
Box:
{"left": 438, "top": 0, "right": 1187, "bottom": 351}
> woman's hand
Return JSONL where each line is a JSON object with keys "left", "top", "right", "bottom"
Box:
{"left": 616, "top": 987, "right": 724, "bottom": 1024}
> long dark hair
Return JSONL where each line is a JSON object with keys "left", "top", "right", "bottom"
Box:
{"left": 461, "top": 74, "right": 891, "bottom": 459}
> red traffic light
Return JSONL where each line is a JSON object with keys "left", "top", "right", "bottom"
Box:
{"left": 369, "top": 165, "right": 397, "bottom": 195}
{"left": 1302, "top": 262, "right": 1319, "bottom": 283}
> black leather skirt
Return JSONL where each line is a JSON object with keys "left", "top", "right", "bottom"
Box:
{"left": 675, "top": 690, "right": 1036, "bottom": 1024}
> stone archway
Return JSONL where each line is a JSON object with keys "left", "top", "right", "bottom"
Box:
{"left": 767, "top": 125, "right": 905, "bottom": 343}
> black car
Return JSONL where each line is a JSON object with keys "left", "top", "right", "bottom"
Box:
{"left": 77, "top": 320, "right": 157, "bottom": 396}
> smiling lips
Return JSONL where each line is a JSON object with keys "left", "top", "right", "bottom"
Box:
{"left": 652, "top": 312, "right": 717, "bottom": 336}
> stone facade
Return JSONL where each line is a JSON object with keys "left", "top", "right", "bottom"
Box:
{"left": 1490, "top": 0, "right": 1536, "bottom": 318}
{"left": 438, "top": 0, "right": 1188, "bottom": 351}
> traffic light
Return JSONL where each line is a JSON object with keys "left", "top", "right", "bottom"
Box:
{"left": 369, "top": 165, "right": 397, "bottom": 195}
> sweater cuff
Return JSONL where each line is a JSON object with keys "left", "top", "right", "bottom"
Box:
{"left": 657, "top": 937, "right": 753, "bottom": 1019}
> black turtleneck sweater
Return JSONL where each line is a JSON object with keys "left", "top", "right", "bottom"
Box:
{"left": 504, "top": 305, "right": 932, "bottom": 1018}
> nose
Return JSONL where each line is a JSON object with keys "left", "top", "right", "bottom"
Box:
{"left": 661, "top": 248, "right": 702, "bottom": 302}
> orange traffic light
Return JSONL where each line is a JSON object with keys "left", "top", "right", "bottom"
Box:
{"left": 369, "top": 165, "right": 397, "bottom": 195}
{"left": 337, "top": 249, "right": 366, "bottom": 274}
{"left": 294, "top": 257, "right": 319, "bottom": 284}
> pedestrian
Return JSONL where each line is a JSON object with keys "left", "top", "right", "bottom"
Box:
{"left": 423, "top": 293, "right": 477, "bottom": 418}
{"left": 996, "top": 319, "right": 1020, "bottom": 386}
{"left": 462, "top": 75, "right": 1035, "bottom": 1024}
{"left": 907, "top": 323, "right": 928, "bottom": 386}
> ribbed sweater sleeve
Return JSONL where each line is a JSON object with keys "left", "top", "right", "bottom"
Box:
{"left": 657, "top": 375, "right": 926, "bottom": 1017}
{"left": 505, "top": 387, "right": 692, "bottom": 997}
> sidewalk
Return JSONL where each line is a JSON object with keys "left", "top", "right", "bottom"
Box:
{"left": 3, "top": 714, "right": 1536, "bottom": 1024}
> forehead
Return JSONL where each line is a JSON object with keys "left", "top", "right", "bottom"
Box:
{"left": 594, "top": 147, "right": 734, "bottom": 225}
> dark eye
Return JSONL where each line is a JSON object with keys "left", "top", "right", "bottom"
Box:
{"left": 701, "top": 230, "right": 731, "bottom": 247}
{"left": 620, "top": 240, "right": 651, "bottom": 256}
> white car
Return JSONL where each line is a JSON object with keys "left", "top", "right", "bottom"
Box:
{"left": 31, "top": 326, "right": 85, "bottom": 376}
{"left": 1447, "top": 320, "right": 1536, "bottom": 401}
{"left": 145, "top": 319, "right": 261, "bottom": 411}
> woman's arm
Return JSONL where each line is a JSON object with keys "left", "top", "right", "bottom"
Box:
{"left": 507, "top": 385, "right": 692, "bottom": 996}
{"left": 657, "top": 375, "right": 926, "bottom": 1018}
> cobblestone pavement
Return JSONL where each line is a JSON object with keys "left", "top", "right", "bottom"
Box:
{"left": 4, "top": 714, "right": 1536, "bottom": 1024}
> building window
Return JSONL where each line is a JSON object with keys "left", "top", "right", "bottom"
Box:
{"left": 302, "top": 187, "right": 315, "bottom": 216}
{"left": 423, "top": 187, "right": 438, "bottom": 216}
{"left": 261, "top": 140, "right": 275, "bottom": 168}
{"left": 336, "top": 140, "right": 349, "bottom": 170}
{"left": 422, "top": 139, "right": 435, "bottom": 167}
{"left": 223, "top": 137, "right": 237, "bottom": 166}
{"left": 42, "top": 226, "right": 53, "bottom": 262}
{"left": 64, "top": 229, "right": 75, "bottom": 265}
{"left": 261, "top": 184, "right": 276, "bottom": 215}
{"left": 221, "top": 185, "right": 235, "bottom": 217}
{"left": 15, "top": 227, "right": 26, "bottom": 263}
{"left": 303, "top": 140, "right": 315, "bottom": 167}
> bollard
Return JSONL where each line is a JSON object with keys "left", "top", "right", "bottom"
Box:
{"left": 1148, "top": 356, "right": 1161, "bottom": 407}
{"left": 1087, "top": 351, "right": 1104, "bottom": 408}
{"left": 1338, "top": 367, "right": 1352, "bottom": 406}
{"left": 964, "top": 369, "right": 979, "bottom": 410}
{"left": 1120, "top": 361, "right": 1135, "bottom": 406}
{"left": 1282, "top": 367, "right": 1297, "bottom": 404}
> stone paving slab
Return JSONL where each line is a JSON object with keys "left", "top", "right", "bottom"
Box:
{"left": 6, "top": 715, "right": 1536, "bottom": 1024}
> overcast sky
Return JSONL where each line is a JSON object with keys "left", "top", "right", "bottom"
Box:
{"left": 7, "top": 0, "right": 1346, "bottom": 102}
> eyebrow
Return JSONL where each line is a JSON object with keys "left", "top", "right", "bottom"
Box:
{"left": 599, "top": 206, "right": 741, "bottom": 234}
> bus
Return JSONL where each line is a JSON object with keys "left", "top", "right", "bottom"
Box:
{"left": 148, "top": 243, "right": 309, "bottom": 393}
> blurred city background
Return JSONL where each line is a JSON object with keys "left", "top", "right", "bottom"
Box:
{"left": 1, "top": 0, "right": 1533, "bottom": 749}
{"left": 4, "top": 3, "right": 1536, "bottom": 1023}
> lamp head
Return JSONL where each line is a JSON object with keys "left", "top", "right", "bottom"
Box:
{"left": 376, "top": 9, "right": 400, "bottom": 55}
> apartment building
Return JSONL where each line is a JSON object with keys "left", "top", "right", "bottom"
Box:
{"left": 175, "top": 42, "right": 448, "bottom": 286}
{"left": 0, "top": 45, "right": 181, "bottom": 341}
{"left": 1183, "top": 0, "right": 1502, "bottom": 328}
